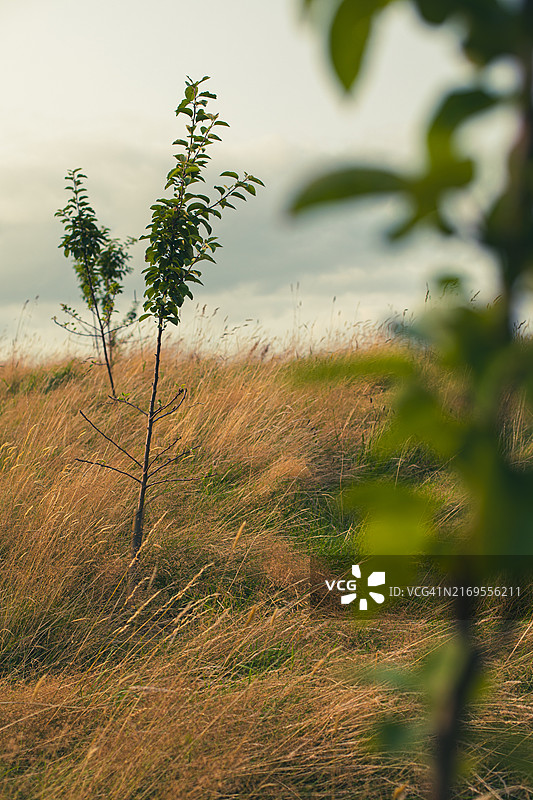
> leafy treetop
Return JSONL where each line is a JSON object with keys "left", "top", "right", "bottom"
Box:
{"left": 140, "top": 75, "right": 263, "bottom": 327}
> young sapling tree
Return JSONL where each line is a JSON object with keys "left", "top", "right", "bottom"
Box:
{"left": 56, "top": 169, "right": 136, "bottom": 396}
{"left": 75, "top": 76, "right": 262, "bottom": 584}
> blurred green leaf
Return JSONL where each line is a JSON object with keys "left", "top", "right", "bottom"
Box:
{"left": 355, "top": 663, "right": 421, "bottom": 692}
{"left": 343, "top": 482, "right": 439, "bottom": 554}
{"left": 426, "top": 88, "right": 500, "bottom": 168}
{"left": 290, "top": 351, "right": 417, "bottom": 384}
{"left": 465, "top": 452, "right": 533, "bottom": 555}
{"left": 422, "top": 638, "right": 475, "bottom": 704}
{"left": 290, "top": 166, "right": 405, "bottom": 213}
{"left": 378, "top": 381, "right": 465, "bottom": 460}
{"left": 329, "top": 0, "right": 389, "bottom": 91}
{"left": 411, "top": 0, "right": 449, "bottom": 25}
{"left": 412, "top": 0, "right": 519, "bottom": 65}
{"left": 372, "top": 716, "right": 426, "bottom": 754}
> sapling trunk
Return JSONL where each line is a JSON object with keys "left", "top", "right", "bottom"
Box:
{"left": 432, "top": 597, "right": 481, "bottom": 800}
{"left": 84, "top": 269, "right": 117, "bottom": 398}
{"left": 130, "top": 317, "right": 164, "bottom": 571}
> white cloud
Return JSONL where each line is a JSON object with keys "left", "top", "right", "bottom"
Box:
{"left": 0, "top": 0, "right": 511, "bottom": 357}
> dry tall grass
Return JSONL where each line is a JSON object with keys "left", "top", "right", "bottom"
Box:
{"left": 0, "top": 341, "right": 531, "bottom": 799}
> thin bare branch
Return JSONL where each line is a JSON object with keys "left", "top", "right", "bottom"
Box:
{"left": 147, "top": 450, "right": 190, "bottom": 480}
{"left": 106, "top": 319, "right": 138, "bottom": 336}
{"left": 108, "top": 396, "right": 147, "bottom": 416}
{"left": 52, "top": 318, "right": 98, "bottom": 337}
{"left": 153, "top": 393, "right": 188, "bottom": 423}
{"left": 153, "top": 388, "right": 187, "bottom": 419}
{"left": 147, "top": 476, "right": 194, "bottom": 488}
{"left": 52, "top": 326, "right": 95, "bottom": 339}
{"left": 148, "top": 433, "right": 183, "bottom": 468}
{"left": 76, "top": 458, "right": 142, "bottom": 483}
{"left": 58, "top": 306, "right": 97, "bottom": 325}
{"left": 154, "top": 407, "right": 183, "bottom": 423}
{"left": 79, "top": 410, "right": 142, "bottom": 467}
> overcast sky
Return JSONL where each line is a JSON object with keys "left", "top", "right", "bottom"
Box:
{"left": 0, "top": 0, "right": 517, "bottom": 358}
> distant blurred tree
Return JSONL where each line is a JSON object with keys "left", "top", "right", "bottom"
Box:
{"left": 56, "top": 169, "right": 136, "bottom": 397}
{"left": 292, "top": 1, "right": 533, "bottom": 797}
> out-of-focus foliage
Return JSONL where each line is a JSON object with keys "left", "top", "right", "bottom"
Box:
{"left": 293, "top": 0, "right": 533, "bottom": 796}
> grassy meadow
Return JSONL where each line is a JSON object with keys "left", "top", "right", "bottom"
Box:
{"left": 0, "top": 335, "right": 532, "bottom": 800}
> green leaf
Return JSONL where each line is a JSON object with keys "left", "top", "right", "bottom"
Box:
{"left": 372, "top": 716, "right": 425, "bottom": 754}
{"left": 412, "top": 0, "right": 519, "bottom": 65}
{"left": 290, "top": 351, "right": 416, "bottom": 384}
{"left": 412, "top": 0, "right": 450, "bottom": 25}
{"left": 329, "top": 0, "right": 388, "bottom": 91}
{"left": 377, "top": 381, "right": 465, "bottom": 460}
{"left": 426, "top": 88, "right": 500, "bottom": 168}
{"left": 343, "top": 482, "right": 439, "bottom": 554}
{"left": 290, "top": 167, "right": 405, "bottom": 213}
